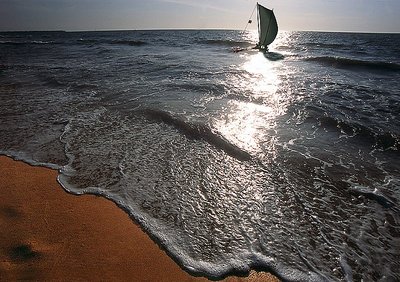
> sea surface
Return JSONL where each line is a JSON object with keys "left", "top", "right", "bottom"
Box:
{"left": 0, "top": 30, "right": 399, "bottom": 281}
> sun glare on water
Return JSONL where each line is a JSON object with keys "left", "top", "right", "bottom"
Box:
{"left": 214, "top": 52, "right": 284, "bottom": 157}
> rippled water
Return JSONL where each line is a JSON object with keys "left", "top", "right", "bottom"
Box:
{"left": 1, "top": 30, "right": 399, "bottom": 281}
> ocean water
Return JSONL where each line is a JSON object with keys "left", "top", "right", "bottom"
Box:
{"left": 0, "top": 30, "right": 399, "bottom": 281}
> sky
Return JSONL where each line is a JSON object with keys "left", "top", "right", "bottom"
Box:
{"left": 0, "top": 0, "right": 399, "bottom": 33}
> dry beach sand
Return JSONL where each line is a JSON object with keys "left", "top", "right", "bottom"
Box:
{"left": 0, "top": 156, "right": 279, "bottom": 281}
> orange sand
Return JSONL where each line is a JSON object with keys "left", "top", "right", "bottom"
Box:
{"left": 0, "top": 156, "right": 279, "bottom": 281}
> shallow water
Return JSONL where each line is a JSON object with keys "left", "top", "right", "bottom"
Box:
{"left": 1, "top": 30, "right": 399, "bottom": 281}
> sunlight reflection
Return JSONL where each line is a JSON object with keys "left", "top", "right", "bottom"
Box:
{"left": 215, "top": 101, "right": 278, "bottom": 154}
{"left": 241, "top": 29, "right": 258, "bottom": 44}
{"left": 214, "top": 52, "right": 284, "bottom": 157}
{"left": 243, "top": 53, "right": 280, "bottom": 97}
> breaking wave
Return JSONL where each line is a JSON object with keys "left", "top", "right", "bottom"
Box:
{"left": 140, "top": 108, "right": 252, "bottom": 161}
{"left": 315, "top": 115, "right": 399, "bottom": 150}
{"left": 349, "top": 185, "right": 397, "bottom": 209}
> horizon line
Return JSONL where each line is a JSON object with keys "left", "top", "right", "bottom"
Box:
{"left": 0, "top": 28, "right": 399, "bottom": 34}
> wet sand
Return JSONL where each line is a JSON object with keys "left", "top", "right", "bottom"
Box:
{"left": 0, "top": 156, "right": 279, "bottom": 281}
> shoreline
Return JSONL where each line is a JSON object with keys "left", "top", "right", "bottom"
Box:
{"left": 0, "top": 156, "right": 279, "bottom": 281}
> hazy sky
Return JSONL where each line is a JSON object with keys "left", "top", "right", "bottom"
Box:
{"left": 1, "top": 0, "right": 399, "bottom": 32}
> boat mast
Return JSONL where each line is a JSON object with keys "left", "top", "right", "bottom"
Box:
{"left": 244, "top": 3, "right": 257, "bottom": 32}
{"left": 257, "top": 2, "right": 260, "bottom": 45}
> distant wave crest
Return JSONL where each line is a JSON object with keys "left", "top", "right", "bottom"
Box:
{"left": 110, "top": 40, "right": 147, "bottom": 46}
{"left": 0, "top": 40, "right": 57, "bottom": 45}
{"left": 77, "top": 39, "right": 147, "bottom": 46}
{"left": 0, "top": 39, "right": 148, "bottom": 46}
{"left": 305, "top": 56, "right": 400, "bottom": 72}
{"left": 199, "top": 39, "right": 253, "bottom": 48}
{"left": 302, "top": 42, "right": 347, "bottom": 49}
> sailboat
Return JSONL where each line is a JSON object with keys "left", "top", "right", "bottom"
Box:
{"left": 255, "top": 2, "right": 278, "bottom": 52}
{"left": 234, "top": 2, "right": 278, "bottom": 53}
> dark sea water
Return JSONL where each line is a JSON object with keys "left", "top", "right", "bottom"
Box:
{"left": 0, "top": 30, "right": 399, "bottom": 281}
